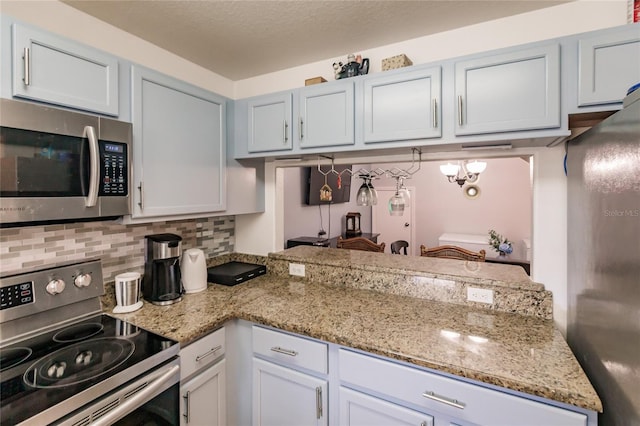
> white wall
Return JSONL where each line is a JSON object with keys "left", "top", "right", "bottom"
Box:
{"left": 374, "top": 158, "right": 532, "bottom": 259}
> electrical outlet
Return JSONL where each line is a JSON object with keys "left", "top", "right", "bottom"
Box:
{"left": 467, "top": 287, "right": 494, "bottom": 304}
{"left": 289, "top": 263, "right": 306, "bottom": 277}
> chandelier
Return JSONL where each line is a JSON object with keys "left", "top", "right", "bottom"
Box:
{"left": 439, "top": 160, "right": 487, "bottom": 187}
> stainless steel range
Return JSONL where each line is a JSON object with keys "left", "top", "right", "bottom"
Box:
{"left": 0, "top": 259, "right": 180, "bottom": 425}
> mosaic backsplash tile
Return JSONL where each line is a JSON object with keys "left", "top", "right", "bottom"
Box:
{"left": 0, "top": 216, "right": 235, "bottom": 282}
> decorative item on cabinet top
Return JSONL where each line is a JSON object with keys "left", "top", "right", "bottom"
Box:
{"left": 305, "top": 76, "right": 327, "bottom": 86}
{"left": 333, "top": 53, "right": 370, "bottom": 79}
{"left": 382, "top": 54, "right": 413, "bottom": 71}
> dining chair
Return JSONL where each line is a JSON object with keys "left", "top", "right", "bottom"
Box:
{"left": 390, "top": 240, "right": 409, "bottom": 255}
{"left": 419, "top": 244, "right": 486, "bottom": 262}
{"left": 336, "top": 236, "right": 386, "bottom": 253}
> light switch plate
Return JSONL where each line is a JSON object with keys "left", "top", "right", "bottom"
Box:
{"left": 289, "top": 263, "right": 305, "bottom": 277}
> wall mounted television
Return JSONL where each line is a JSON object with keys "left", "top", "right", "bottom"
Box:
{"left": 304, "top": 165, "right": 352, "bottom": 205}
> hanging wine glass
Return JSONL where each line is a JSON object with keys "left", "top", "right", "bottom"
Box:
{"left": 388, "top": 177, "right": 405, "bottom": 216}
{"left": 398, "top": 177, "right": 411, "bottom": 207}
{"left": 368, "top": 179, "right": 378, "bottom": 205}
{"left": 356, "top": 176, "right": 371, "bottom": 206}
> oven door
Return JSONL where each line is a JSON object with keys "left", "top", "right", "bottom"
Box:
{"left": 55, "top": 358, "right": 180, "bottom": 426}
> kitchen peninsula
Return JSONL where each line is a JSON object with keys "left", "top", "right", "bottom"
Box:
{"left": 106, "top": 247, "right": 601, "bottom": 425}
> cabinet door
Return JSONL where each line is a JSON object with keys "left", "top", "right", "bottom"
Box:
{"left": 132, "top": 65, "right": 226, "bottom": 218}
{"left": 578, "top": 26, "right": 640, "bottom": 106}
{"left": 248, "top": 93, "right": 293, "bottom": 153}
{"left": 455, "top": 44, "right": 560, "bottom": 135}
{"left": 340, "top": 387, "right": 433, "bottom": 426}
{"left": 181, "top": 359, "right": 226, "bottom": 426}
{"left": 12, "top": 24, "right": 119, "bottom": 116}
{"left": 299, "top": 80, "right": 354, "bottom": 149}
{"left": 253, "top": 358, "right": 327, "bottom": 426}
{"left": 363, "top": 67, "right": 441, "bottom": 143}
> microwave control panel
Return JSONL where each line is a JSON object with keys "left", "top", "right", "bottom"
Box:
{"left": 99, "top": 142, "right": 128, "bottom": 196}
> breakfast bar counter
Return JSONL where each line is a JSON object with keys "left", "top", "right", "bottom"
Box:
{"left": 105, "top": 247, "right": 601, "bottom": 414}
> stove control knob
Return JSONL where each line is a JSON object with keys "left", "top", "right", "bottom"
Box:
{"left": 74, "top": 273, "right": 92, "bottom": 288}
{"left": 46, "top": 279, "right": 66, "bottom": 295}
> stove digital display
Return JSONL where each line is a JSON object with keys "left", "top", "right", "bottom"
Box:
{"left": 0, "top": 281, "right": 33, "bottom": 310}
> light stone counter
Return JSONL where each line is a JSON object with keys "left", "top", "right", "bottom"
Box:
{"left": 106, "top": 267, "right": 601, "bottom": 413}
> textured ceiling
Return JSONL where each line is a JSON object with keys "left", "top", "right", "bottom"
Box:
{"left": 62, "top": 0, "right": 569, "bottom": 81}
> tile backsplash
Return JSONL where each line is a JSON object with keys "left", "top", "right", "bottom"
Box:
{"left": 0, "top": 216, "right": 234, "bottom": 282}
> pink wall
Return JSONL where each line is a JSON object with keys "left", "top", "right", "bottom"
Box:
{"left": 282, "top": 165, "right": 372, "bottom": 246}
{"left": 375, "top": 157, "right": 532, "bottom": 258}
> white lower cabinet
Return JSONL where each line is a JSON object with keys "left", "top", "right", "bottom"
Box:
{"left": 252, "top": 325, "right": 329, "bottom": 426}
{"left": 253, "top": 358, "right": 328, "bottom": 426}
{"left": 181, "top": 359, "right": 226, "bottom": 426}
{"left": 340, "top": 387, "right": 434, "bottom": 426}
{"left": 339, "top": 349, "right": 588, "bottom": 426}
{"left": 180, "top": 327, "right": 226, "bottom": 426}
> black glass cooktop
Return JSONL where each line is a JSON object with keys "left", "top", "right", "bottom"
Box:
{"left": 0, "top": 314, "right": 178, "bottom": 425}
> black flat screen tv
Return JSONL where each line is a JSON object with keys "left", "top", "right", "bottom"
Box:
{"left": 304, "top": 165, "right": 352, "bottom": 205}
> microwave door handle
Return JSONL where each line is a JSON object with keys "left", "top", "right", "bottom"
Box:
{"left": 84, "top": 125, "right": 99, "bottom": 207}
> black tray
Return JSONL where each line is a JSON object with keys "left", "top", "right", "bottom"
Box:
{"left": 207, "top": 261, "right": 266, "bottom": 286}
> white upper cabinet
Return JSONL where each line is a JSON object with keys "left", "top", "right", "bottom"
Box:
{"left": 578, "top": 25, "right": 640, "bottom": 106}
{"left": 298, "top": 80, "right": 355, "bottom": 149}
{"left": 247, "top": 92, "right": 293, "bottom": 153}
{"left": 131, "top": 65, "right": 226, "bottom": 218}
{"left": 11, "top": 23, "right": 119, "bottom": 116}
{"left": 454, "top": 44, "right": 561, "bottom": 135}
{"left": 363, "top": 67, "right": 442, "bottom": 143}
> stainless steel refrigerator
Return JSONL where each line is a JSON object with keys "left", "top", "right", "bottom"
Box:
{"left": 567, "top": 88, "right": 640, "bottom": 426}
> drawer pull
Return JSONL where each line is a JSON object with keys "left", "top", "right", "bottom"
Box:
{"left": 270, "top": 346, "right": 298, "bottom": 357}
{"left": 422, "top": 390, "right": 466, "bottom": 409}
{"left": 195, "top": 345, "right": 222, "bottom": 362}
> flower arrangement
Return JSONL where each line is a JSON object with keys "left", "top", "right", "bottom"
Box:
{"left": 488, "top": 229, "right": 513, "bottom": 255}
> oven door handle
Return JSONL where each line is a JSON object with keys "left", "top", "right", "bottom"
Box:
{"left": 84, "top": 125, "right": 99, "bottom": 208}
{"left": 91, "top": 364, "right": 180, "bottom": 426}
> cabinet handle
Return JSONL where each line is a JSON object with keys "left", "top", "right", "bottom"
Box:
{"left": 23, "top": 47, "right": 31, "bottom": 86}
{"left": 270, "top": 346, "right": 298, "bottom": 357}
{"left": 137, "top": 182, "right": 144, "bottom": 211}
{"left": 299, "top": 117, "right": 304, "bottom": 141}
{"left": 195, "top": 345, "right": 222, "bottom": 362}
{"left": 283, "top": 120, "right": 289, "bottom": 144}
{"left": 183, "top": 390, "right": 191, "bottom": 423}
{"left": 422, "top": 390, "right": 466, "bottom": 409}
{"left": 316, "top": 386, "right": 323, "bottom": 419}
{"left": 457, "top": 95, "right": 463, "bottom": 126}
{"left": 432, "top": 98, "right": 438, "bottom": 128}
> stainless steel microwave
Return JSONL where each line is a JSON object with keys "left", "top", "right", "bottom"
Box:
{"left": 0, "top": 98, "right": 131, "bottom": 226}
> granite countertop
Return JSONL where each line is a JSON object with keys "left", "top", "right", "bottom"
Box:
{"left": 107, "top": 272, "right": 602, "bottom": 413}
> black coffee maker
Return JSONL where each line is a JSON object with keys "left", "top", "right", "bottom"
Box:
{"left": 143, "top": 233, "right": 183, "bottom": 305}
